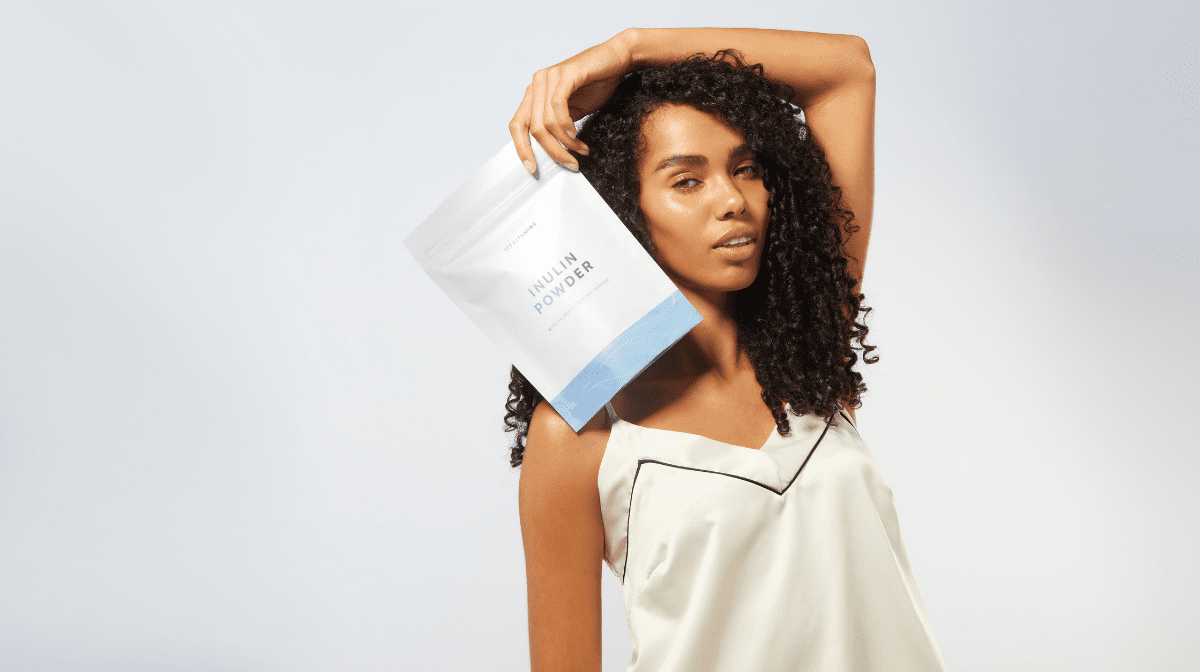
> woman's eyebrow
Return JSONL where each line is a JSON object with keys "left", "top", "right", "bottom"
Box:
{"left": 653, "top": 145, "right": 754, "bottom": 172}
{"left": 654, "top": 154, "right": 705, "bottom": 172}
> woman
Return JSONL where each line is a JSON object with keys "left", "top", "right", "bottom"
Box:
{"left": 506, "top": 28, "right": 946, "bottom": 671}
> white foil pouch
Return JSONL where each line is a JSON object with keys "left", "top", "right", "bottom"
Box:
{"left": 405, "top": 140, "right": 701, "bottom": 431}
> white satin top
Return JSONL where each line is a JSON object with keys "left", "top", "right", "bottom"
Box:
{"left": 598, "top": 402, "right": 947, "bottom": 671}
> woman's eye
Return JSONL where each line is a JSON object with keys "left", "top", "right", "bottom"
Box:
{"left": 737, "top": 164, "right": 762, "bottom": 177}
{"left": 673, "top": 178, "right": 700, "bottom": 189}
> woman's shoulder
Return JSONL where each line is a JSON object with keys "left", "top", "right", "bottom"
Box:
{"left": 528, "top": 399, "right": 612, "bottom": 444}
{"left": 521, "top": 400, "right": 611, "bottom": 486}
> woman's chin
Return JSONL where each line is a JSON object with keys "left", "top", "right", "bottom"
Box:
{"left": 672, "top": 267, "right": 761, "bottom": 297}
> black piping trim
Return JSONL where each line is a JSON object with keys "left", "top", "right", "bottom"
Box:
{"left": 619, "top": 410, "right": 837, "bottom": 584}
{"left": 779, "top": 412, "right": 835, "bottom": 493}
{"left": 621, "top": 460, "right": 643, "bottom": 585}
{"left": 838, "top": 409, "right": 856, "bottom": 430}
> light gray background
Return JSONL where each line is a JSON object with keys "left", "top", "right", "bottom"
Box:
{"left": 1, "top": 2, "right": 1196, "bottom": 670}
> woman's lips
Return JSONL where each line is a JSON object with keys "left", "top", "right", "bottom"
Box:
{"left": 716, "top": 236, "right": 754, "bottom": 248}
{"left": 713, "top": 227, "right": 757, "bottom": 248}
{"left": 713, "top": 236, "right": 758, "bottom": 259}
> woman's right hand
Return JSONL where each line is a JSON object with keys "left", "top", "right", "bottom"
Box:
{"left": 509, "top": 30, "right": 637, "bottom": 176}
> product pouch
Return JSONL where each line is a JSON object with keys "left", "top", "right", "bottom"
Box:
{"left": 405, "top": 140, "right": 701, "bottom": 431}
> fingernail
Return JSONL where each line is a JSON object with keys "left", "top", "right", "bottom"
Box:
{"left": 567, "top": 130, "right": 576, "bottom": 139}
{"left": 579, "top": 146, "right": 590, "bottom": 156}
{"left": 522, "top": 159, "right": 536, "bottom": 175}
{"left": 564, "top": 162, "right": 579, "bottom": 172}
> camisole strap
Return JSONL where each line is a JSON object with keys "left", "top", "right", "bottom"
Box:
{"left": 603, "top": 401, "right": 619, "bottom": 423}
{"left": 834, "top": 401, "right": 856, "bottom": 429}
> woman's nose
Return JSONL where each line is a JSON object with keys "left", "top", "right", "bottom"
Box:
{"left": 715, "top": 175, "right": 748, "bottom": 219}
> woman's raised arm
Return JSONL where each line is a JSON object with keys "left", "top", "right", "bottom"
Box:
{"left": 624, "top": 29, "right": 875, "bottom": 290}
{"left": 511, "top": 28, "right": 875, "bottom": 290}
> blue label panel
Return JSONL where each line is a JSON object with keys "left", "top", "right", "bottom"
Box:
{"left": 550, "top": 290, "right": 702, "bottom": 431}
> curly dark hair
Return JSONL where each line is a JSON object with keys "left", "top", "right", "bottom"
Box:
{"left": 504, "top": 50, "right": 877, "bottom": 468}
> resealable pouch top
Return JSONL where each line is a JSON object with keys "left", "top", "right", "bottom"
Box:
{"left": 405, "top": 140, "right": 701, "bottom": 431}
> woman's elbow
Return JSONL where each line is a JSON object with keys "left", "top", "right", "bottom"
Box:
{"left": 846, "top": 34, "right": 876, "bottom": 81}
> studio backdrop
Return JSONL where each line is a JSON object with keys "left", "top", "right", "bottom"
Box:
{"left": 0, "top": 2, "right": 1196, "bottom": 670}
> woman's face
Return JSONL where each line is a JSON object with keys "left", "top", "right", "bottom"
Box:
{"left": 636, "top": 103, "right": 770, "bottom": 297}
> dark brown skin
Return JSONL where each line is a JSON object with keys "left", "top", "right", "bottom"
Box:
{"left": 514, "top": 28, "right": 875, "bottom": 672}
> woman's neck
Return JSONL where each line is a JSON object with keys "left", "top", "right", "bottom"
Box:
{"left": 647, "top": 284, "right": 747, "bottom": 382}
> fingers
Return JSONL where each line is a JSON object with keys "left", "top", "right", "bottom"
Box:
{"left": 509, "top": 84, "right": 539, "bottom": 178}
{"left": 530, "top": 69, "right": 579, "bottom": 171}
{"left": 549, "top": 71, "right": 590, "bottom": 156}
{"left": 511, "top": 67, "right": 592, "bottom": 177}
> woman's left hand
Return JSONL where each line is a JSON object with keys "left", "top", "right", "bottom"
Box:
{"left": 509, "top": 31, "right": 635, "bottom": 175}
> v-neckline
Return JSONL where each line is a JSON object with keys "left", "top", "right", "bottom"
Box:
{"left": 605, "top": 402, "right": 780, "bottom": 452}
